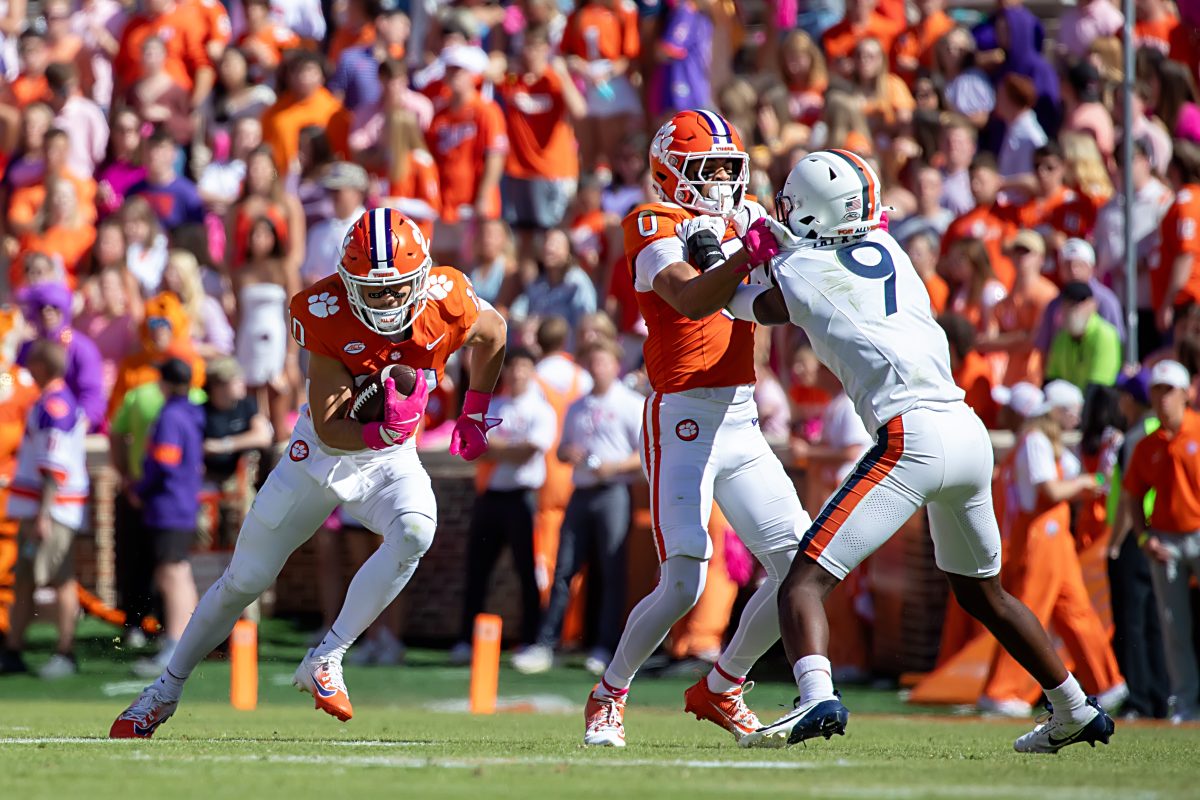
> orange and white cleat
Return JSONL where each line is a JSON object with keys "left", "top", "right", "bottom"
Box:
{"left": 684, "top": 678, "right": 785, "bottom": 747}
{"left": 109, "top": 684, "right": 178, "bottom": 739}
{"left": 583, "top": 685, "right": 626, "bottom": 747}
{"left": 292, "top": 649, "right": 354, "bottom": 721}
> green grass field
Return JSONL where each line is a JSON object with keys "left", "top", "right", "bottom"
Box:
{"left": 2, "top": 620, "right": 1197, "bottom": 800}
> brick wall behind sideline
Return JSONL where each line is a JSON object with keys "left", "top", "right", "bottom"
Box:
{"left": 77, "top": 442, "right": 950, "bottom": 674}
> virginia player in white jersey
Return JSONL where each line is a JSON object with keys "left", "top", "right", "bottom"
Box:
{"left": 703, "top": 149, "right": 1116, "bottom": 754}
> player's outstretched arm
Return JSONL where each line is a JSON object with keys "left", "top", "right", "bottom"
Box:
{"left": 726, "top": 283, "right": 789, "bottom": 326}
{"left": 308, "top": 352, "right": 373, "bottom": 451}
{"left": 463, "top": 307, "right": 507, "bottom": 393}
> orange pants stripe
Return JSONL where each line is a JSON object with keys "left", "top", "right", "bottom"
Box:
{"left": 644, "top": 394, "right": 666, "bottom": 562}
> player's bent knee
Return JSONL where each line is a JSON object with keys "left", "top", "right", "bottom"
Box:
{"left": 383, "top": 512, "right": 436, "bottom": 564}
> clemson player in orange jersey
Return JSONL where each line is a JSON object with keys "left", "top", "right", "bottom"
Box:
{"left": 111, "top": 208, "right": 507, "bottom": 739}
{"left": 583, "top": 109, "right": 809, "bottom": 748}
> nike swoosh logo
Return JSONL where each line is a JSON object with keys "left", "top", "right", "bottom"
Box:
{"left": 425, "top": 333, "right": 447, "bottom": 350}
{"left": 133, "top": 720, "right": 162, "bottom": 737}
{"left": 1047, "top": 727, "right": 1087, "bottom": 747}
{"left": 314, "top": 672, "right": 337, "bottom": 698}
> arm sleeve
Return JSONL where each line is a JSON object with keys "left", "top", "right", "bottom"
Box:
{"left": 559, "top": 402, "right": 583, "bottom": 448}
{"left": 481, "top": 103, "right": 509, "bottom": 155}
{"left": 633, "top": 238, "right": 686, "bottom": 292}
{"left": 136, "top": 416, "right": 183, "bottom": 495}
{"left": 71, "top": 337, "right": 109, "bottom": 428}
{"left": 1122, "top": 439, "right": 1151, "bottom": 497}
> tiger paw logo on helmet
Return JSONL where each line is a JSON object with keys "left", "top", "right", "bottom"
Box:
{"left": 308, "top": 292, "right": 340, "bottom": 318}
{"left": 426, "top": 274, "right": 454, "bottom": 301}
{"left": 649, "top": 121, "right": 677, "bottom": 163}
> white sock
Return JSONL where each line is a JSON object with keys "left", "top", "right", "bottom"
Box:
{"left": 710, "top": 549, "right": 794, "bottom": 689}
{"left": 155, "top": 668, "right": 186, "bottom": 701}
{"left": 1045, "top": 674, "right": 1090, "bottom": 723}
{"left": 312, "top": 627, "right": 355, "bottom": 662}
{"left": 601, "top": 556, "right": 707, "bottom": 694}
{"left": 794, "top": 655, "right": 836, "bottom": 704}
{"left": 706, "top": 663, "right": 745, "bottom": 694}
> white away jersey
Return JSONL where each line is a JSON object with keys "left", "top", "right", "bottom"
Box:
{"left": 772, "top": 229, "right": 965, "bottom": 431}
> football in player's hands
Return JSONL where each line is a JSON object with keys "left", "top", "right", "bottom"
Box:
{"left": 351, "top": 365, "right": 419, "bottom": 422}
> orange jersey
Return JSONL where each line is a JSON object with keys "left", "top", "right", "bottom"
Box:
{"left": 261, "top": 87, "right": 350, "bottom": 172}
{"left": 1124, "top": 409, "right": 1200, "bottom": 533}
{"left": 114, "top": 6, "right": 214, "bottom": 93}
{"left": 562, "top": 2, "right": 640, "bottom": 62}
{"left": 193, "top": 0, "right": 232, "bottom": 46}
{"left": 822, "top": 14, "right": 905, "bottom": 65}
{"left": 428, "top": 94, "right": 508, "bottom": 223}
{"left": 497, "top": 68, "right": 579, "bottom": 181}
{"left": 0, "top": 365, "right": 39, "bottom": 483}
{"left": 891, "top": 11, "right": 955, "bottom": 82}
{"left": 288, "top": 266, "right": 480, "bottom": 384}
{"left": 922, "top": 271, "right": 950, "bottom": 316}
{"left": 383, "top": 149, "right": 441, "bottom": 243}
{"left": 1015, "top": 186, "right": 1099, "bottom": 239}
{"left": 941, "top": 204, "right": 1018, "bottom": 289}
{"left": 237, "top": 24, "right": 302, "bottom": 68}
{"left": 10, "top": 74, "right": 50, "bottom": 107}
{"left": 623, "top": 202, "right": 756, "bottom": 393}
{"left": 1135, "top": 14, "right": 1178, "bottom": 54}
{"left": 1154, "top": 184, "right": 1200, "bottom": 310}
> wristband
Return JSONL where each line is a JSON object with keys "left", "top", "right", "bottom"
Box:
{"left": 727, "top": 283, "right": 769, "bottom": 323}
{"left": 462, "top": 389, "right": 493, "bottom": 418}
{"left": 687, "top": 229, "right": 725, "bottom": 272}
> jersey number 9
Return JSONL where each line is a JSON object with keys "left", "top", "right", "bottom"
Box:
{"left": 836, "top": 242, "right": 897, "bottom": 317}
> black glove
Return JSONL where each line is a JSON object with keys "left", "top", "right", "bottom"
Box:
{"left": 687, "top": 228, "right": 724, "bottom": 272}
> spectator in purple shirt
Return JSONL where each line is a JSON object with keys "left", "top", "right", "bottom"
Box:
{"left": 1035, "top": 238, "right": 1127, "bottom": 353}
{"left": 648, "top": 0, "right": 713, "bottom": 119}
{"left": 16, "top": 281, "right": 107, "bottom": 431}
{"left": 127, "top": 129, "right": 206, "bottom": 231}
{"left": 328, "top": 0, "right": 411, "bottom": 111}
{"left": 131, "top": 357, "right": 203, "bottom": 676}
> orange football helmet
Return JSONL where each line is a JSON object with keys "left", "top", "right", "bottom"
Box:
{"left": 649, "top": 109, "right": 749, "bottom": 217}
{"left": 339, "top": 208, "right": 432, "bottom": 335}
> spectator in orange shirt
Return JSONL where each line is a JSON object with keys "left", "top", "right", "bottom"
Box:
{"left": 114, "top": 0, "right": 216, "bottom": 108}
{"left": 904, "top": 230, "right": 949, "bottom": 315}
{"left": 891, "top": 0, "right": 955, "bottom": 87}
{"left": 42, "top": 0, "right": 84, "bottom": 69}
{"left": 428, "top": 45, "right": 508, "bottom": 265}
{"left": 192, "top": 0, "right": 232, "bottom": 64}
{"left": 1122, "top": 359, "right": 1200, "bottom": 723}
{"left": 562, "top": 0, "right": 641, "bottom": 173}
{"left": 498, "top": 27, "right": 587, "bottom": 266}
{"left": 979, "top": 230, "right": 1059, "bottom": 386}
{"left": 260, "top": 50, "right": 350, "bottom": 174}
{"left": 941, "top": 153, "right": 1017, "bottom": 288}
{"left": 1015, "top": 143, "right": 1101, "bottom": 253}
{"left": 939, "top": 312, "right": 998, "bottom": 428}
{"left": 847, "top": 37, "right": 915, "bottom": 137}
{"left": 15, "top": 178, "right": 97, "bottom": 287}
{"left": 1155, "top": 140, "right": 1200, "bottom": 333}
{"left": 777, "top": 29, "right": 828, "bottom": 127}
{"left": 822, "top": 0, "right": 905, "bottom": 79}
{"left": 11, "top": 29, "right": 52, "bottom": 108}
{"left": 943, "top": 236, "right": 1008, "bottom": 333}
{"left": 6, "top": 128, "right": 97, "bottom": 242}
{"left": 374, "top": 111, "right": 440, "bottom": 243}
{"left": 237, "top": 0, "right": 302, "bottom": 76}
{"left": 1135, "top": 0, "right": 1178, "bottom": 55}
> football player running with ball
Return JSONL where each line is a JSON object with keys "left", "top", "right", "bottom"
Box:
{"left": 583, "top": 109, "right": 811, "bottom": 748}
{"left": 110, "top": 209, "right": 507, "bottom": 738}
{"left": 709, "top": 150, "right": 1114, "bottom": 754}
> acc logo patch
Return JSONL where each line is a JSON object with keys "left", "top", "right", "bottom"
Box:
{"left": 675, "top": 419, "right": 699, "bottom": 441}
{"left": 289, "top": 440, "right": 310, "bottom": 462}
{"left": 343, "top": 341, "right": 366, "bottom": 354}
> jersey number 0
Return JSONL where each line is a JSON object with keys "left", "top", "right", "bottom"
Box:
{"left": 836, "top": 242, "right": 897, "bottom": 316}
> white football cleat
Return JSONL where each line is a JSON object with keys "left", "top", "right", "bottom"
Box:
{"left": 292, "top": 649, "right": 353, "bottom": 721}
{"left": 583, "top": 686, "right": 626, "bottom": 747}
{"left": 1014, "top": 697, "right": 1115, "bottom": 754}
{"left": 511, "top": 645, "right": 553, "bottom": 675}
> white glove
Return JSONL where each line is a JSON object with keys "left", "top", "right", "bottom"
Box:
{"left": 674, "top": 214, "right": 727, "bottom": 245}
{"left": 732, "top": 199, "right": 768, "bottom": 238}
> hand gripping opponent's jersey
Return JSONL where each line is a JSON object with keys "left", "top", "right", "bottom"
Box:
{"left": 771, "top": 228, "right": 965, "bottom": 432}
{"left": 288, "top": 265, "right": 481, "bottom": 383}
{"left": 623, "top": 201, "right": 756, "bottom": 393}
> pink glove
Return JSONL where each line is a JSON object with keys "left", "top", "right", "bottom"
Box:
{"left": 879, "top": 210, "right": 889, "bottom": 232}
{"left": 742, "top": 217, "right": 782, "bottom": 267}
{"left": 449, "top": 389, "right": 502, "bottom": 461}
{"left": 362, "top": 375, "right": 429, "bottom": 450}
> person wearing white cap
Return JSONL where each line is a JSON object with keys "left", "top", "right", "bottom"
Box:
{"left": 1043, "top": 378, "right": 1085, "bottom": 431}
{"left": 980, "top": 381, "right": 1128, "bottom": 718}
{"left": 1122, "top": 359, "right": 1200, "bottom": 723}
{"left": 1034, "top": 237, "right": 1126, "bottom": 352}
